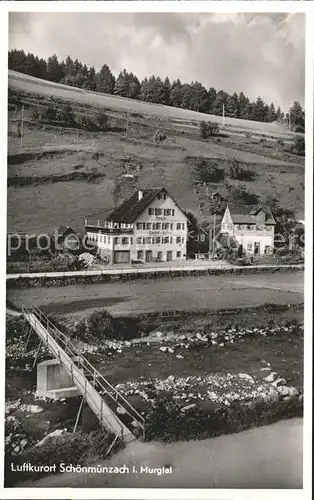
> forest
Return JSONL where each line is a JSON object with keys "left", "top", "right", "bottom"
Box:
{"left": 8, "top": 49, "right": 305, "bottom": 129}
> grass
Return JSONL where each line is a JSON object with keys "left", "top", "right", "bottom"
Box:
{"left": 7, "top": 80, "right": 304, "bottom": 234}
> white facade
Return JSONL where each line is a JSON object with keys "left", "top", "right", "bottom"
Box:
{"left": 221, "top": 206, "right": 275, "bottom": 255}
{"left": 86, "top": 189, "right": 188, "bottom": 264}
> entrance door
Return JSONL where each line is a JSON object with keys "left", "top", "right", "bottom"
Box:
{"left": 113, "top": 251, "right": 130, "bottom": 264}
{"left": 145, "top": 250, "right": 153, "bottom": 262}
{"left": 166, "top": 251, "right": 172, "bottom": 261}
{"left": 254, "top": 242, "right": 260, "bottom": 255}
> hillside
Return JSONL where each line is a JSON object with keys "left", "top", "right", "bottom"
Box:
{"left": 7, "top": 71, "right": 304, "bottom": 234}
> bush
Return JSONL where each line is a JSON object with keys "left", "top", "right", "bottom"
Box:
{"left": 96, "top": 111, "right": 109, "bottom": 130}
{"left": 229, "top": 159, "right": 256, "bottom": 181}
{"left": 199, "top": 120, "right": 219, "bottom": 139}
{"left": 73, "top": 310, "right": 140, "bottom": 343}
{"left": 228, "top": 184, "right": 259, "bottom": 205}
{"left": 194, "top": 159, "right": 225, "bottom": 183}
{"left": 42, "top": 105, "right": 57, "bottom": 123}
{"left": 57, "top": 104, "right": 76, "bottom": 126}
{"left": 5, "top": 429, "right": 121, "bottom": 486}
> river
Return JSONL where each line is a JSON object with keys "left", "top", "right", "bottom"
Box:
{"left": 25, "top": 418, "right": 302, "bottom": 489}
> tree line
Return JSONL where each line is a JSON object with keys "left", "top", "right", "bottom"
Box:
{"left": 8, "top": 49, "right": 305, "bottom": 128}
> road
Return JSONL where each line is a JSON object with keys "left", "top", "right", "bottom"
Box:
{"left": 7, "top": 271, "right": 304, "bottom": 317}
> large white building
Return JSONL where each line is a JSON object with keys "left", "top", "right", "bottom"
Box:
{"left": 221, "top": 204, "right": 276, "bottom": 255}
{"left": 85, "top": 188, "right": 188, "bottom": 264}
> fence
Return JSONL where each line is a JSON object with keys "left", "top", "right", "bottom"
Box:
{"left": 7, "top": 263, "right": 304, "bottom": 281}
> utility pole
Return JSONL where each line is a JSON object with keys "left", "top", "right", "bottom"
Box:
{"left": 20, "top": 105, "right": 24, "bottom": 147}
{"left": 212, "top": 213, "right": 216, "bottom": 257}
{"left": 125, "top": 111, "right": 129, "bottom": 138}
{"left": 222, "top": 104, "right": 225, "bottom": 128}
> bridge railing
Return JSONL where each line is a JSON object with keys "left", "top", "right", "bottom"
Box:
{"left": 23, "top": 305, "right": 145, "bottom": 439}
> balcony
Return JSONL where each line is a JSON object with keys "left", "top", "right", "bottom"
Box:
{"left": 85, "top": 218, "right": 134, "bottom": 234}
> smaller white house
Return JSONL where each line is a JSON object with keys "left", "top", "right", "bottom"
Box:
{"left": 221, "top": 204, "right": 276, "bottom": 255}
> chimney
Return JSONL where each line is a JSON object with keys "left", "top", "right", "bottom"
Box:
{"left": 138, "top": 190, "right": 143, "bottom": 201}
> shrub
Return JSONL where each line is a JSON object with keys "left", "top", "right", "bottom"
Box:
{"left": 31, "top": 109, "right": 40, "bottom": 121}
{"left": 194, "top": 159, "right": 225, "bottom": 183}
{"left": 199, "top": 120, "right": 219, "bottom": 139}
{"left": 229, "top": 159, "right": 255, "bottom": 181}
{"left": 42, "top": 105, "right": 57, "bottom": 123}
{"left": 96, "top": 111, "right": 109, "bottom": 130}
{"left": 57, "top": 104, "right": 76, "bottom": 126}
{"left": 228, "top": 184, "right": 259, "bottom": 205}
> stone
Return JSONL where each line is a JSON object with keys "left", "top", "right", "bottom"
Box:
{"left": 238, "top": 373, "right": 254, "bottom": 383}
{"left": 176, "top": 354, "right": 184, "bottom": 359}
{"left": 288, "top": 386, "right": 299, "bottom": 397}
{"left": 272, "top": 378, "right": 287, "bottom": 387}
{"left": 116, "top": 406, "right": 127, "bottom": 415}
{"left": 36, "top": 429, "right": 66, "bottom": 447}
{"left": 166, "top": 375, "right": 175, "bottom": 383}
{"left": 277, "top": 385, "right": 290, "bottom": 397}
{"left": 181, "top": 403, "right": 196, "bottom": 412}
{"left": 263, "top": 372, "right": 278, "bottom": 382}
{"left": 168, "top": 348, "right": 174, "bottom": 354}
{"left": 159, "top": 346, "right": 167, "bottom": 352}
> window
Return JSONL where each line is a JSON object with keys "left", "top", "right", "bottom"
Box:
{"left": 164, "top": 208, "right": 171, "bottom": 216}
{"left": 247, "top": 225, "right": 254, "bottom": 231}
{"left": 200, "top": 233, "right": 206, "bottom": 242}
{"left": 108, "top": 236, "right": 110, "bottom": 243}
{"left": 121, "top": 237, "right": 128, "bottom": 245}
{"left": 145, "top": 237, "right": 152, "bottom": 244}
{"left": 163, "top": 194, "right": 167, "bottom": 200}
{"left": 137, "top": 223, "right": 143, "bottom": 230}
{"left": 157, "top": 194, "right": 162, "bottom": 200}
{"left": 156, "top": 237, "right": 162, "bottom": 244}
{"left": 155, "top": 208, "right": 163, "bottom": 216}
{"left": 176, "top": 236, "right": 182, "bottom": 243}
{"left": 156, "top": 223, "right": 161, "bottom": 230}
{"left": 103, "top": 236, "right": 106, "bottom": 243}
{"left": 172, "top": 209, "right": 175, "bottom": 216}
{"left": 148, "top": 208, "right": 154, "bottom": 216}
{"left": 177, "top": 223, "right": 185, "bottom": 230}
{"left": 170, "top": 236, "right": 173, "bottom": 243}
{"left": 146, "top": 223, "right": 152, "bottom": 230}
{"left": 152, "top": 223, "right": 156, "bottom": 230}
{"left": 227, "top": 224, "right": 233, "bottom": 230}
{"left": 137, "top": 237, "right": 143, "bottom": 244}
{"left": 164, "top": 223, "right": 170, "bottom": 230}
{"left": 157, "top": 251, "right": 163, "bottom": 261}
{"left": 130, "top": 238, "right": 133, "bottom": 245}
{"left": 177, "top": 251, "right": 181, "bottom": 258}
{"left": 137, "top": 250, "right": 144, "bottom": 259}
{"left": 114, "top": 237, "right": 119, "bottom": 244}
{"left": 170, "top": 223, "right": 173, "bottom": 230}
{"left": 164, "top": 236, "right": 170, "bottom": 244}
{"left": 247, "top": 243, "right": 253, "bottom": 251}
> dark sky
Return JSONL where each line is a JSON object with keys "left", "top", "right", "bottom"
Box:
{"left": 9, "top": 12, "right": 305, "bottom": 111}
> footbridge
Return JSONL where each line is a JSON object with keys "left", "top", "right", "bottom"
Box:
{"left": 22, "top": 306, "right": 145, "bottom": 445}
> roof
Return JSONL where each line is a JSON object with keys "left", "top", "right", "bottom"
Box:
{"left": 107, "top": 188, "right": 185, "bottom": 223}
{"left": 53, "top": 225, "right": 76, "bottom": 235}
{"left": 226, "top": 204, "right": 276, "bottom": 225}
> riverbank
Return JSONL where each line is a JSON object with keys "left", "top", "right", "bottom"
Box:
{"left": 5, "top": 304, "right": 303, "bottom": 485}
{"left": 21, "top": 418, "right": 303, "bottom": 488}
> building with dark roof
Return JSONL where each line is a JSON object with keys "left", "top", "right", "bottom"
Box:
{"left": 221, "top": 204, "right": 276, "bottom": 255}
{"left": 85, "top": 188, "right": 188, "bottom": 264}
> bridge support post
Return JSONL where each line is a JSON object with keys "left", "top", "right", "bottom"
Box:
{"left": 36, "top": 359, "right": 80, "bottom": 399}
